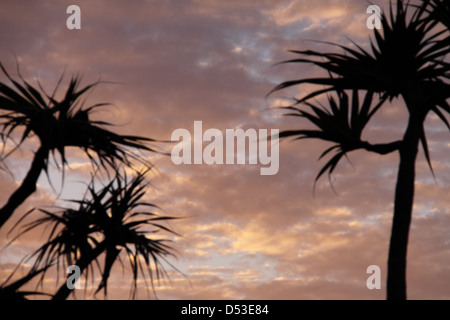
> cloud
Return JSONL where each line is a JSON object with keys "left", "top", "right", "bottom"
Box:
{"left": 0, "top": 0, "right": 449, "bottom": 300}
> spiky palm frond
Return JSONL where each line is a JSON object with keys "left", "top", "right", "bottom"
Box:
{"left": 271, "top": 1, "right": 450, "bottom": 118}
{"left": 0, "top": 63, "right": 156, "bottom": 172}
{"left": 422, "top": 0, "right": 450, "bottom": 31}
{"left": 280, "top": 90, "right": 397, "bottom": 182}
{"left": 84, "top": 170, "right": 179, "bottom": 298}
{"left": 0, "top": 266, "right": 52, "bottom": 300}
{"left": 14, "top": 170, "right": 179, "bottom": 299}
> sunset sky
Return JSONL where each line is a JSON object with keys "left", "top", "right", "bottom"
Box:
{"left": 1, "top": 0, "right": 450, "bottom": 300}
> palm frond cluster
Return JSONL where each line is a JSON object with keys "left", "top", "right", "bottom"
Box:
{"left": 0, "top": 64, "right": 155, "bottom": 170}
{"left": 273, "top": 0, "right": 450, "bottom": 180}
{"left": 9, "top": 170, "right": 178, "bottom": 299}
{"left": 279, "top": 90, "right": 395, "bottom": 181}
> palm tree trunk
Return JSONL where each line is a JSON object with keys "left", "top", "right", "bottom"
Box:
{"left": 0, "top": 146, "right": 48, "bottom": 229}
{"left": 387, "top": 115, "right": 422, "bottom": 300}
{"left": 52, "top": 243, "right": 106, "bottom": 300}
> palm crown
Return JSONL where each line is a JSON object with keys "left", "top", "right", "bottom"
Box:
{"left": 0, "top": 64, "right": 157, "bottom": 229}
{"left": 0, "top": 64, "right": 155, "bottom": 169}
{"left": 279, "top": 89, "right": 395, "bottom": 182}
{"left": 6, "top": 170, "right": 178, "bottom": 299}
{"left": 272, "top": 1, "right": 450, "bottom": 110}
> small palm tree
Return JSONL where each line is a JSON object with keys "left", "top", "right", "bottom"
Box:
{"left": 8, "top": 170, "right": 178, "bottom": 300}
{"left": 272, "top": 0, "right": 450, "bottom": 299}
{"left": 0, "top": 64, "right": 156, "bottom": 229}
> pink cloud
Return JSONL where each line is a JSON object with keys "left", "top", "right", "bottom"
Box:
{"left": 1, "top": 0, "right": 449, "bottom": 300}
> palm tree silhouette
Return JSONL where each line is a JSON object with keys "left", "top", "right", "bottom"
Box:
{"left": 7, "top": 170, "right": 178, "bottom": 300}
{"left": 272, "top": 0, "right": 450, "bottom": 299}
{"left": 0, "top": 65, "right": 156, "bottom": 229}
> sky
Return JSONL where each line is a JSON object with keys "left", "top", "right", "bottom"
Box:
{"left": 0, "top": 0, "right": 450, "bottom": 300}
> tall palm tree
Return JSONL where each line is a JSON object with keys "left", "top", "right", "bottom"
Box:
{"left": 9, "top": 170, "right": 178, "bottom": 300}
{"left": 272, "top": 0, "right": 450, "bottom": 299}
{"left": 0, "top": 64, "right": 156, "bottom": 229}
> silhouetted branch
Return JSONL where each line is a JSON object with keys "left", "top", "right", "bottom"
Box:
{"left": 360, "top": 140, "right": 402, "bottom": 155}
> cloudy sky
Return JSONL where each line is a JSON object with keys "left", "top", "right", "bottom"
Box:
{"left": 1, "top": 0, "right": 449, "bottom": 300}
